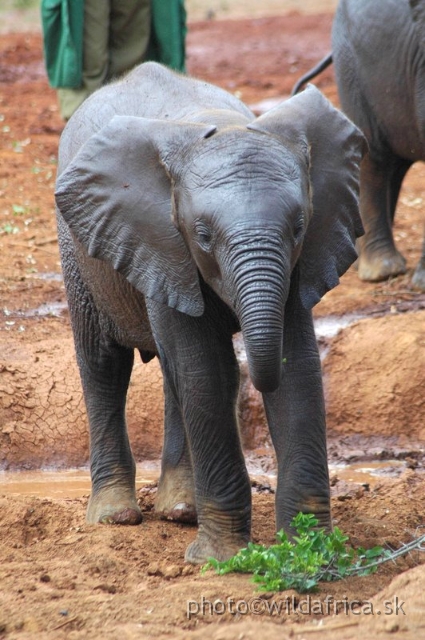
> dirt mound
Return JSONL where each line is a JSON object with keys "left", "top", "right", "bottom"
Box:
{"left": 325, "top": 311, "right": 425, "bottom": 442}
{"left": 0, "top": 327, "right": 165, "bottom": 469}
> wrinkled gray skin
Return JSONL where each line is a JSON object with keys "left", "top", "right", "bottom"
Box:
{"left": 55, "top": 62, "right": 364, "bottom": 564}
{"left": 332, "top": 0, "right": 425, "bottom": 287}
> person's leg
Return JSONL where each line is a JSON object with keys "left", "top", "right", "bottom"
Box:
{"left": 109, "top": 0, "right": 151, "bottom": 79}
{"left": 58, "top": 0, "right": 110, "bottom": 120}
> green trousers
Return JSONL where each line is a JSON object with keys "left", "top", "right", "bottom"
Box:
{"left": 58, "top": 0, "right": 150, "bottom": 120}
{"left": 146, "top": 0, "right": 186, "bottom": 73}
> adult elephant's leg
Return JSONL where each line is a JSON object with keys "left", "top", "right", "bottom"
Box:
{"left": 155, "top": 374, "right": 196, "bottom": 523}
{"left": 262, "top": 280, "right": 330, "bottom": 533}
{"left": 387, "top": 159, "right": 425, "bottom": 288}
{"left": 147, "top": 300, "right": 251, "bottom": 564}
{"left": 357, "top": 154, "right": 407, "bottom": 281}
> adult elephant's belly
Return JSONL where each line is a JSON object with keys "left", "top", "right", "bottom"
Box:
{"left": 76, "top": 245, "right": 157, "bottom": 353}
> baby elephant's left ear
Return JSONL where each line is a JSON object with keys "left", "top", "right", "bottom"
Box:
{"left": 249, "top": 85, "right": 367, "bottom": 309}
{"left": 55, "top": 116, "right": 216, "bottom": 317}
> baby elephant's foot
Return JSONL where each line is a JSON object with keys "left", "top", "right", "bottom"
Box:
{"left": 87, "top": 486, "right": 143, "bottom": 525}
{"left": 185, "top": 530, "right": 249, "bottom": 564}
{"left": 357, "top": 249, "right": 406, "bottom": 282}
{"left": 276, "top": 492, "right": 332, "bottom": 538}
{"left": 155, "top": 466, "right": 197, "bottom": 524}
{"left": 158, "top": 502, "right": 197, "bottom": 524}
{"left": 184, "top": 505, "right": 251, "bottom": 564}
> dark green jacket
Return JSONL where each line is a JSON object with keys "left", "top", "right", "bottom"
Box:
{"left": 146, "top": 0, "right": 187, "bottom": 73}
{"left": 41, "top": 0, "right": 84, "bottom": 88}
{"left": 41, "top": 0, "right": 186, "bottom": 89}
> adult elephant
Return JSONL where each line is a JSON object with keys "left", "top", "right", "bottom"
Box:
{"left": 55, "top": 62, "right": 364, "bottom": 564}
{"left": 294, "top": 0, "right": 425, "bottom": 287}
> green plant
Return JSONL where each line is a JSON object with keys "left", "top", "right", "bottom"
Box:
{"left": 203, "top": 513, "right": 398, "bottom": 593}
{"left": 0, "top": 222, "right": 20, "bottom": 235}
{"left": 12, "top": 204, "right": 28, "bottom": 216}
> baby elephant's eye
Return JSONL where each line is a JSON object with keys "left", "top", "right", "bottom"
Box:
{"left": 194, "top": 221, "right": 213, "bottom": 250}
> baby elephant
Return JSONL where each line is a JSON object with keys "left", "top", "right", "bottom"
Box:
{"left": 55, "top": 62, "right": 365, "bottom": 563}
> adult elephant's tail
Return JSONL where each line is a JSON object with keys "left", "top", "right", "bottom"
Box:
{"left": 291, "top": 52, "right": 333, "bottom": 96}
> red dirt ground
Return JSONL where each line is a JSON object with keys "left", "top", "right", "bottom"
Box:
{"left": 0, "top": 5, "right": 425, "bottom": 640}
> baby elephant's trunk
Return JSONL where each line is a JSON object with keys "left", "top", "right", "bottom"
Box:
{"left": 230, "top": 236, "right": 290, "bottom": 393}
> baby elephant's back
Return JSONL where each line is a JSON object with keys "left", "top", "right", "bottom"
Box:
{"left": 58, "top": 62, "right": 252, "bottom": 169}
{"left": 119, "top": 62, "right": 253, "bottom": 121}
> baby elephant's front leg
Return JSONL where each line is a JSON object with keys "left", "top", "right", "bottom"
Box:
{"left": 79, "top": 338, "right": 142, "bottom": 526}
{"left": 149, "top": 302, "right": 252, "bottom": 563}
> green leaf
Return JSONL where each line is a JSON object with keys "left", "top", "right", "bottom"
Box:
{"left": 12, "top": 204, "right": 27, "bottom": 215}
{"left": 364, "top": 546, "right": 385, "bottom": 559}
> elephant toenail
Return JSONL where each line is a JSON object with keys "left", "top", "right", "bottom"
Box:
{"left": 100, "top": 508, "right": 143, "bottom": 525}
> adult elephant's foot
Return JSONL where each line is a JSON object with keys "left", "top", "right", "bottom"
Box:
{"left": 155, "top": 463, "right": 197, "bottom": 524}
{"left": 86, "top": 486, "right": 143, "bottom": 525}
{"left": 357, "top": 248, "right": 406, "bottom": 282}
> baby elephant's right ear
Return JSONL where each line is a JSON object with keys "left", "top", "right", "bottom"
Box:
{"left": 55, "top": 116, "right": 215, "bottom": 317}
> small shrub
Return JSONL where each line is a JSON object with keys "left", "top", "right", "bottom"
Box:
{"left": 203, "top": 512, "right": 392, "bottom": 593}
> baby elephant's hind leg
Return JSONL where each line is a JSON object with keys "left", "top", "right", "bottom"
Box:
{"left": 155, "top": 375, "right": 197, "bottom": 523}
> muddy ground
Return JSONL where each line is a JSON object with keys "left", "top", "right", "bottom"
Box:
{"left": 1, "top": 2, "right": 425, "bottom": 639}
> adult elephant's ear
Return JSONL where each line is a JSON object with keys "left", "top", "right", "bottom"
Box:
{"left": 55, "top": 116, "right": 216, "bottom": 317}
{"left": 248, "top": 85, "right": 366, "bottom": 309}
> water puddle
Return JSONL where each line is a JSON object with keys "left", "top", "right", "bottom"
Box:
{"left": 0, "top": 466, "right": 159, "bottom": 499}
{"left": 0, "top": 469, "right": 92, "bottom": 498}
{"left": 314, "top": 314, "right": 363, "bottom": 339}
{"left": 22, "top": 301, "right": 68, "bottom": 318}
{"left": 32, "top": 272, "right": 63, "bottom": 282}
{"left": 3, "top": 301, "right": 68, "bottom": 321}
{"left": 0, "top": 460, "right": 406, "bottom": 499}
{"left": 233, "top": 314, "right": 365, "bottom": 364}
{"left": 328, "top": 459, "right": 406, "bottom": 487}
